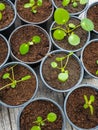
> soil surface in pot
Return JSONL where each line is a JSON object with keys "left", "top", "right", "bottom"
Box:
{"left": 0, "top": 64, "right": 36, "bottom": 106}
{"left": 53, "top": 0, "right": 86, "bottom": 14}
{"left": 16, "top": 0, "right": 53, "bottom": 23}
{"left": 83, "top": 41, "right": 98, "bottom": 77}
{"left": 0, "top": 36, "right": 8, "bottom": 65}
{"left": 0, "top": 1, "right": 14, "bottom": 30}
{"left": 20, "top": 100, "right": 63, "bottom": 130}
{"left": 42, "top": 52, "right": 81, "bottom": 90}
{"left": 51, "top": 17, "right": 88, "bottom": 51}
{"left": 87, "top": 4, "right": 98, "bottom": 32}
{"left": 10, "top": 26, "right": 50, "bottom": 63}
{"left": 66, "top": 87, "right": 98, "bottom": 129}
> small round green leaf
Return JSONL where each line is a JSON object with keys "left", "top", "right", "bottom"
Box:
{"left": 55, "top": 57, "right": 65, "bottom": 62}
{"left": 80, "top": 0, "right": 88, "bottom": 5}
{"left": 72, "top": 2, "right": 78, "bottom": 8}
{"left": 51, "top": 62, "right": 58, "bottom": 68}
{"left": 2, "top": 73, "right": 10, "bottom": 79}
{"left": 90, "top": 95, "right": 95, "bottom": 102}
{"left": 62, "top": 0, "right": 70, "bottom": 6}
{"left": 0, "top": 12, "right": 2, "bottom": 20}
{"left": 83, "top": 104, "right": 88, "bottom": 109}
{"left": 81, "top": 18, "right": 94, "bottom": 31}
{"left": 32, "top": 36, "right": 41, "bottom": 44}
{"left": 37, "top": 0, "right": 43, "bottom": 6}
{"left": 68, "top": 23, "right": 76, "bottom": 28}
{"left": 30, "top": 0, "right": 35, "bottom": 5}
{"left": 58, "top": 71, "right": 69, "bottom": 82}
{"left": 37, "top": 116, "right": 42, "bottom": 122}
{"left": 21, "top": 75, "right": 31, "bottom": 81}
{"left": 47, "top": 112, "right": 57, "bottom": 122}
{"left": 54, "top": 8, "right": 70, "bottom": 25}
{"left": 24, "top": 3, "right": 33, "bottom": 8}
{"left": 0, "top": 3, "right": 5, "bottom": 11}
{"left": 19, "top": 43, "right": 29, "bottom": 55}
{"left": 53, "top": 29, "right": 66, "bottom": 40}
{"left": 68, "top": 33, "right": 80, "bottom": 46}
{"left": 31, "top": 126, "right": 41, "bottom": 130}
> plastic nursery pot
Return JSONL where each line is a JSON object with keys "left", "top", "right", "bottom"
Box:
{"left": 0, "top": 34, "right": 10, "bottom": 68}
{"left": 64, "top": 84, "right": 98, "bottom": 130}
{"left": 51, "top": 0, "right": 88, "bottom": 16}
{"left": 0, "top": 0, "right": 16, "bottom": 39}
{"left": 9, "top": 24, "right": 52, "bottom": 65}
{"left": 85, "top": 2, "right": 98, "bottom": 34}
{"left": 15, "top": 0, "right": 54, "bottom": 27}
{"left": 0, "top": 61, "right": 38, "bottom": 108}
{"left": 50, "top": 16, "right": 90, "bottom": 53}
{"left": 81, "top": 39, "right": 98, "bottom": 79}
{"left": 17, "top": 97, "right": 66, "bottom": 130}
{"left": 40, "top": 50, "right": 84, "bottom": 93}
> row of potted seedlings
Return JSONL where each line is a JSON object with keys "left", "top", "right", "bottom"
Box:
{"left": 0, "top": 0, "right": 98, "bottom": 130}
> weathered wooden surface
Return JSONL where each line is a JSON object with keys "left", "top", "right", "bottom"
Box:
{"left": 0, "top": 0, "right": 98, "bottom": 130}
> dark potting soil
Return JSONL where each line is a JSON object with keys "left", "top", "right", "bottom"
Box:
{"left": 42, "top": 52, "right": 81, "bottom": 90}
{"left": 10, "top": 26, "right": 50, "bottom": 63}
{"left": 20, "top": 100, "right": 63, "bottom": 130}
{"left": 83, "top": 41, "right": 98, "bottom": 77}
{"left": 0, "top": 1, "right": 14, "bottom": 30}
{"left": 0, "top": 36, "right": 8, "bottom": 65}
{"left": 53, "top": 0, "right": 86, "bottom": 14}
{"left": 52, "top": 17, "right": 88, "bottom": 51}
{"left": 16, "top": 0, "right": 53, "bottom": 23}
{"left": 87, "top": 4, "right": 98, "bottom": 32}
{"left": 66, "top": 87, "right": 98, "bottom": 129}
{"left": 0, "top": 64, "right": 36, "bottom": 106}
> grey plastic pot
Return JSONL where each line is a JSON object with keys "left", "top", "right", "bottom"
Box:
{"left": 0, "top": 61, "right": 38, "bottom": 108}
{"left": 85, "top": 2, "right": 98, "bottom": 34}
{"left": 9, "top": 24, "right": 52, "bottom": 65}
{"left": 40, "top": 50, "right": 84, "bottom": 93}
{"left": 51, "top": 0, "right": 89, "bottom": 16}
{"left": 0, "top": 0, "right": 16, "bottom": 38}
{"left": 81, "top": 39, "right": 98, "bottom": 79}
{"left": 64, "top": 84, "right": 98, "bottom": 130}
{"left": 17, "top": 97, "right": 66, "bottom": 130}
{"left": 15, "top": 0, "right": 54, "bottom": 26}
{"left": 50, "top": 16, "right": 90, "bottom": 53}
{"left": 0, "top": 34, "right": 10, "bottom": 68}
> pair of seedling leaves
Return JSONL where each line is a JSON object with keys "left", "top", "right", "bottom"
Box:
{"left": 62, "top": 0, "right": 88, "bottom": 8}
{"left": 52, "top": 8, "right": 94, "bottom": 46}
{"left": 24, "top": 0, "right": 42, "bottom": 14}
{"left": 0, "top": 3, "right": 6, "bottom": 20}
{"left": 31, "top": 112, "right": 57, "bottom": 130}
{"left": 0, "top": 64, "right": 31, "bottom": 91}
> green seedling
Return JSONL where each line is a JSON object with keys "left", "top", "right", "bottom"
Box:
{"left": 96, "top": 60, "right": 98, "bottom": 75}
{"left": 51, "top": 52, "right": 73, "bottom": 82}
{"left": 19, "top": 35, "right": 41, "bottom": 55}
{"left": 62, "top": 0, "right": 88, "bottom": 8}
{"left": 31, "top": 112, "right": 57, "bottom": 130}
{"left": 0, "top": 3, "right": 6, "bottom": 20}
{"left": 24, "top": 0, "right": 42, "bottom": 13}
{"left": 83, "top": 95, "right": 95, "bottom": 115}
{"left": 0, "top": 64, "right": 31, "bottom": 91}
{"left": 52, "top": 8, "right": 94, "bottom": 46}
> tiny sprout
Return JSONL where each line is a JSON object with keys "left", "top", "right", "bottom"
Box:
{"left": 24, "top": 0, "right": 43, "bottom": 14}
{"left": 0, "top": 3, "right": 6, "bottom": 20}
{"left": 95, "top": 60, "right": 98, "bottom": 75}
{"left": 31, "top": 112, "right": 57, "bottom": 130}
{"left": 62, "top": 0, "right": 88, "bottom": 8}
{"left": 83, "top": 95, "right": 95, "bottom": 115}
{"left": 51, "top": 52, "right": 73, "bottom": 82}
{"left": 52, "top": 8, "right": 94, "bottom": 46}
{"left": 0, "top": 65, "right": 31, "bottom": 91}
{"left": 19, "top": 35, "right": 41, "bottom": 55}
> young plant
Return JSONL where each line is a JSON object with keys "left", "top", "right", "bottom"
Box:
{"left": 96, "top": 60, "right": 98, "bottom": 75}
{"left": 24, "top": 0, "right": 42, "bottom": 13}
{"left": 19, "top": 35, "right": 41, "bottom": 55}
{"left": 51, "top": 52, "right": 73, "bottom": 82}
{"left": 52, "top": 8, "right": 94, "bottom": 46}
{"left": 0, "top": 3, "right": 6, "bottom": 20}
{"left": 62, "top": 0, "right": 88, "bottom": 8}
{"left": 83, "top": 95, "right": 95, "bottom": 115}
{"left": 0, "top": 64, "right": 31, "bottom": 91}
{"left": 31, "top": 112, "right": 57, "bottom": 130}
